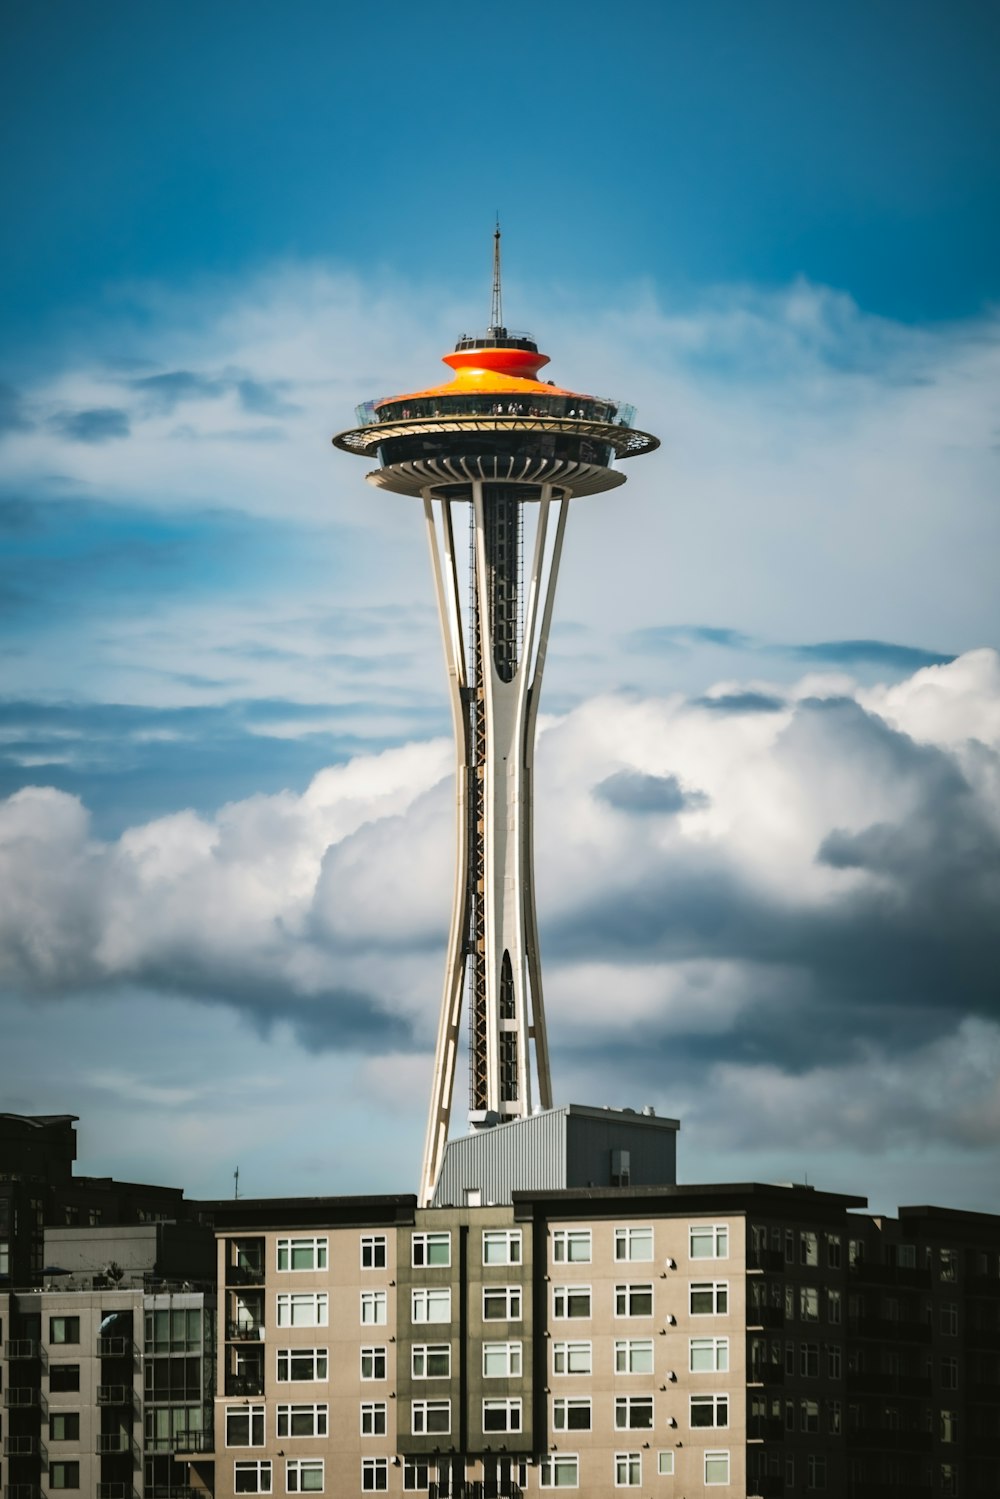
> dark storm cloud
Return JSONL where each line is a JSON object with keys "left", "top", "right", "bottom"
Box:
{"left": 596, "top": 771, "right": 709, "bottom": 814}
{"left": 547, "top": 697, "right": 1000, "bottom": 1077}
{"left": 48, "top": 407, "right": 131, "bottom": 442}
{"left": 791, "top": 639, "right": 955, "bottom": 670}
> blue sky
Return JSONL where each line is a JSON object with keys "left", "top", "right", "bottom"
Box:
{"left": 1, "top": 0, "right": 999, "bottom": 1213}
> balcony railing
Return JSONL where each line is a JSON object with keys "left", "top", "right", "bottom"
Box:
{"left": 98, "top": 1336, "right": 133, "bottom": 1358}
{"left": 97, "top": 1432, "right": 131, "bottom": 1453}
{"left": 4, "top": 1388, "right": 40, "bottom": 1407}
{"left": 173, "top": 1431, "right": 213, "bottom": 1453}
{"left": 225, "top": 1374, "right": 264, "bottom": 1396}
{"left": 3, "top": 1437, "right": 40, "bottom": 1456}
{"left": 96, "top": 1485, "right": 135, "bottom": 1499}
{"left": 228, "top": 1327, "right": 265, "bottom": 1345}
{"left": 4, "top": 1341, "right": 40, "bottom": 1359}
{"left": 428, "top": 1487, "right": 522, "bottom": 1499}
{"left": 4, "top": 1485, "right": 43, "bottom": 1499}
{"left": 225, "top": 1264, "right": 264, "bottom": 1286}
{"left": 96, "top": 1383, "right": 131, "bottom": 1406}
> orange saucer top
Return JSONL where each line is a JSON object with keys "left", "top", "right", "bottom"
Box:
{"left": 374, "top": 342, "right": 593, "bottom": 408}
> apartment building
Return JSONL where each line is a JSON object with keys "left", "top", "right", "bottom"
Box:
{"left": 0, "top": 1221, "right": 216, "bottom": 1499}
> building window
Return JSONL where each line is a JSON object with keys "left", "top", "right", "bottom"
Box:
{"left": 227, "top": 1405, "right": 265, "bottom": 1446}
{"left": 826, "top": 1399, "right": 842, "bottom": 1434}
{"left": 615, "top": 1396, "right": 653, "bottom": 1430}
{"left": 799, "top": 1231, "right": 819, "bottom": 1267}
{"left": 690, "top": 1225, "right": 728, "bottom": 1260}
{"left": 553, "top": 1340, "right": 592, "bottom": 1375}
{"left": 800, "top": 1343, "right": 819, "bottom": 1378}
{"left": 539, "top": 1455, "right": 579, "bottom": 1488}
{"left": 827, "top": 1289, "right": 842, "bottom": 1325}
{"left": 799, "top": 1286, "right": 819, "bottom": 1322}
{"left": 50, "top": 1412, "right": 80, "bottom": 1441}
{"left": 614, "top": 1338, "right": 654, "bottom": 1374}
{"left": 705, "top": 1451, "right": 730, "bottom": 1486}
{"left": 277, "top": 1237, "right": 328, "bottom": 1272}
{"left": 362, "top": 1459, "right": 388, "bottom": 1491}
{"left": 49, "top": 1316, "right": 80, "bottom": 1344}
{"left": 939, "top": 1248, "right": 958, "bottom": 1283}
{"left": 615, "top": 1283, "right": 653, "bottom": 1317}
{"left": 615, "top": 1452, "right": 641, "bottom": 1487}
{"left": 483, "top": 1285, "right": 521, "bottom": 1321}
{"left": 690, "top": 1282, "right": 728, "bottom": 1315}
{"left": 277, "top": 1404, "right": 327, "bottom": 1438}
{"left": 360, "top": 1401, "right": 387, "bottom": 1436}
{"left": 800, "top": 1398, "right": 819, "bottom": 1433}
{"left": 277, "top": 1293, "right": 328, "bottom": 1327}
{"left": 483, "top": 1229, "right": 521, "bottom": 1265}
{"left": 49, "top": 1463, "right": 81, "bottom": 1490}
{"left": 826, "top": 1344, "right": 842, "bottom": 1379}
{"left": 483, "top": 1341, "right": 521, "bottom": 1377}
{"left": 360, "top": 1234, "right": 387, "bottom": 1269}
{"left": 553, "top": 1285, "right": 591, "bottom": 1319}
{"left": 691, "top": 1394, "right": 728, "bottom": 1428}
{"left": 942, "top": 1356, "right": 959, "bottom": 1390}
{"left": 941, "top": 1303, "right": 958, "bottom": 1336}
{"left": 614, "top": 1226, "right": 653, "bottom": 1262}
{"left": 826, "top": 1234, "right": 842, "bottom": 1269}
{"left": 483, "top": 1397, "right": 522, "bottom": 1432}
{"left": 657, "top": 1452, "right": 675, "bottom": 1476}
{"left": 553, "top": 1397, "right": 591, "bottom": 1430}
{"left": 413, "top": 1343, "right": 451, "bottom": 1378}
{"left": 146, "top": 1306, "right": 202, "bottom": 1352}
{"left": 690, "top": 1336, "right": 729, "bottom": 1372}
{"left": 278, "top": 1347, "right": 329, "bottom": 1382}
{"left": 50, "top": 1364, "right": 81, "bottom": 1392}
{"left": 360, "top": 1346, "right": 386, "bottom": 1381}
{"left": 361, "top": 1291, "right": 388, "bottom": 1325}
{"left": 553, "top": 1229, "right": 592, "bottom": 1263}
{"left": 941, "top": 1410, "right": 957, "bottom": 1443}
{"left": 411, "top": 1398, "right": 451, "bottom": 1435}
{"left": 234, "top": 1460, "right": 272, "bottom": 1493}
{"left": 807, "top": 1455, "right": 827, "bottom": 1491}
{"left": 412, "top": 1287, "right": 451, "bottom": 1323}
{"left": 286, "top": 1459, "right": 323, "bottom": 1493}
{"left": 412, "top": 1231, "right": 451, "bottom": 1268}
{"left": 403, "top": 1460, "right": 430, "bottom": 1491}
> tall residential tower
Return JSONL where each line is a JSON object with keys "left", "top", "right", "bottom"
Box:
{"left": 334, "top": 237, "right": 658, "bottom": 1203}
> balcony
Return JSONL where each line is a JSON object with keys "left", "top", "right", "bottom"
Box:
{"left": 428, "top": 1487, "right": 522, "bottom": 1499}
{"left": 748, "top": 1247, "right": 785, "bottom": 1273}
{"left": 225, "top": 1374, "right": 264, "bottom": 1397}
{"left": 4, "top": 1437, "right": 41, "bottom": 1456}
{"left": 4, "top": 1341, "right": 40, "bottom": 1360}
{"left": 4, "top": 1486, "right": 43, "bottom": 1499}
{"left": 226, "top": 1263, "right": 264, "bottom": 1286}
{"left": 96, "top": 1384, "right": 131, "bottom": 1406}
{"left": 4, "top": 1388, "right": 40, "bottom": 1408}
{"left": 98, "top": 1336, "right": 133, "bottom": 1358}
{"left": 97, "top": 1432, "right": 132, "bottom": 1454}
{"left": 748, "top": 1362, "right": 785, "bottom": 1388}
{"left": 97, "top": 1486, "right": 138, "bottom": 1499}
{"left": 748, "top": 1481, "right": 784, "bottom": 1499}
{"left": 226, "top": 1320, "right": 263, "bottom": 1341}
{"left": 173, "top": 1431, "right": 213, "bottom": 1454}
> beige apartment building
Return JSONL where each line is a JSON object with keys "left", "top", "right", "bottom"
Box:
{"left": 197, "top": 1177, "right": 1000, "bottom": 1499}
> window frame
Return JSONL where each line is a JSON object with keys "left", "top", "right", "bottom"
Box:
{"left": 483, "top": 1228, "right": 522, "bottom": 1265}
{"left": 689, "top": 1335, "right": 729, "bottom": 1373}
{"left": 483, "top": 1284, "right": 522, "bottom": 1321}
{"left": 690, "top": 1392, "right": 729, "bottom": 1429}
{"left": 553, "top": 1396, "right": 592, "bottom": 1431}
{"left": 234, "top": 1459, "right": 272, "bottom": 1494}
{"left": 411, "top": 1397, "right": 451, "bottom": 1436}
{"left": 360, "top": 1345, "right": 387, "bottom": 1381}
{"left": 285, "top": 1458, "right": 324, "bottom": 1494}
{"left": 277, "top": 1347, "right": 329, "bottom": 1383}
{"left": 552, "top": 1228, "right": 592, "bottom": 1264}
{"left": 614, "top": 1226, "right": 653, "bottom": 1262}
{"left": 614, "top": 1337, "right": 654, "bottom": 1375}
{"left": 276, "top": 1403, "right": 328, "bottom": 1439}
{"left": 705, "top": 1450, "right": 731, "bottom": 1486}
{"left": 657, "top": 1452, "right": 675, "bottom": 1476}
{"left": 360, "top": 1400, "right": 388, "bottom": 1436}
{"left": 412, "top": 1343, "right": 451, "bottom": 1379}
{"left": 614, "top": 1282, "right": 653, "bottom": 1318}
{"left": 360, "top": 1234, "right": 387, "bottom": 1270}
{"left": 361, "top": 1458, "right": 388, "bottom": 1492}
{"left": 689, "top": 1224, "right": 729, "bottom": 1260}
{"left": 411, "top": 1231, "right": 451, "bottom": 1268}
{"left": 361, "top": 1289, "right": 388, "bottom": 1326}
{"left": 49, "top": 1315, "right": 81, "bottom": 1345}
{"left": 226, "top": 1404, "right": 265, "bottom": 1448}
{"left": 690, "top": 1281, "right": 729, "bottom": 1316}
{"left": 539, "top": 1454, "right": 579, "bottom": 1489}
{"left": 277, "top": 1236, "right": 328, "bottom": 1273}
{"left": 411, "top": 1286, "right": 451, "bottom": 1324}
{"left": 615, "top": 1394, "right": 654, "bottom": 1430}
{"left": 552, "top": 1340, "right": 592, "bottom": 1375}
{"left": 553, "top": 1284, "right": 592, "bottom": 1319}
{"left": 276, "top": 1291, "right": 328, "bottom": 1328}
{"left": 482, "top": 1340, "right": 522, "bottom": 1378}
{"left": 482, "top": 1396, "right": 523, "bottom": 1433}
{"left": 614, "top": 1452, "right": 642, "bottom": 1488}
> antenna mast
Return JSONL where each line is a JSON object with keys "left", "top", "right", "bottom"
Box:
{"left": 489, "top": 219, "right": 503, "bottom": 334}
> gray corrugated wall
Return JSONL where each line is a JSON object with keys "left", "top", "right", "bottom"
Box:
{"left": 565, "top": 1114, "right": 676, "bottom": 1188}
{"left": 433, "top": 1109, "right": 569, "bottom": 1206}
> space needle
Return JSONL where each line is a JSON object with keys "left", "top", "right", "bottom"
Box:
{"left": 334, "top": 231, "right": 659, "bottom": 1204}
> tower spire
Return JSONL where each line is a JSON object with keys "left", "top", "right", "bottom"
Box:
{"left": 489, "top": 217, "right": 503, "bottom": 335}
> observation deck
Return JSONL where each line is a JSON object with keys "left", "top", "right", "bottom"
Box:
{"left": 333, "top": 327, "right": 658, "bottom": 498}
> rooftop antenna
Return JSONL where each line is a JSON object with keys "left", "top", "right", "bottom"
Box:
{"left": 489, "top": 217, "right": 503, "bottom": 335}
{"left": 233, "top": 1166, "right": 240, "bottom": 1200}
